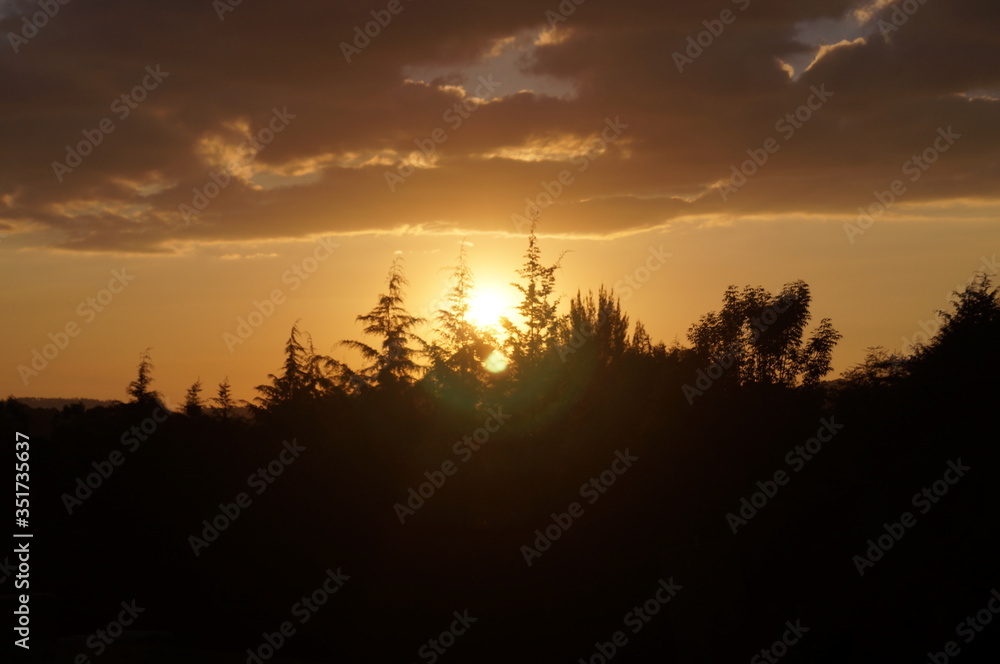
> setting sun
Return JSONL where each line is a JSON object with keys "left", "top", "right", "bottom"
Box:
{"left": 468, "top": 285, "right": 517, "bottom": 330}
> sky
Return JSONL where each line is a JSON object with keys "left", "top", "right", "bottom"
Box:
{"left": 2, "top": 0, "right": 998, "bottom": 403}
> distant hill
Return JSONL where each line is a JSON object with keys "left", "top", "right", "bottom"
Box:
{"left": 8, "top": 396, "right": 122, "bottom": 410}
{"left": 6, "top": 396, "right": 252, "bottom": 418}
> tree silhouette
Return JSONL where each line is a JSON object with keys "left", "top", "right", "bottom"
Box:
{"left": 252, "top": 322, "right": 336, "bottom": 416}
{"left": 688, "top": 281, "right": 841, "bottom": 387}
{"left": 212, "top": 377, "right": 235, "bottom": 420}
{"left": 629, "top": 320, "right": 657, "bottom": 356}
{"left": 424, "top": 243, "right": 495, "bottom": 399}
{"left": 341, "top": 258, "right": 426, "bottom": 390}
{"left": 501, "top": 220, "right": 566, "bottom": 372}
{"left": 126, "top": 348, "right": 162, "bottom": 405}
{"left": 183, "top": 379, "right": 204, "bottom": 417}
{"left": 560, "top": 286, "right": 630, "bottom": 367}
{"left": 842, "top": 346, "right": 909, "bottom": 387}
{"left": 911, "top": 273, "right": 1000, "bottom": 378}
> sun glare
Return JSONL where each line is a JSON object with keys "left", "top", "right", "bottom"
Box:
{"left": 468, "top": 286, "right": 515, "bottom": 330}
{"left": 484, "top": 350, "right": 509, "bottom": 373}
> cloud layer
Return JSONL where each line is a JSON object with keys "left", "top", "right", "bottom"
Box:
{"left": 1, "top": 0, "right": 997, "bottom": 253}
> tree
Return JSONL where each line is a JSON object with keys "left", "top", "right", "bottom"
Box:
{"left": 559, "top": 286, "right": 630, "bottom": 366}
{"left": 911, "top": 273, "right": 1000, "bottom": 376}
{"left": 630, "top": 320, "right": 654, "bottom": 356}
{"left": 341, "top": 258, "right": 426, "bottom": 390}
{"left": 183, "top": 379, "right": 205, "bottom": 417}
{"left": 842, "top": 346, "right": 909, "bottom": 387}
{"left": 126, "top": 348, "right": 162, "bottom": 405}
{"left": 213, "top": 377, "right": 236, "bottom": 420}
{"left": 687, "top": 281, "right": 841, "bottom": 387}
{"left": 424, "top": 243, "right": 495, "bottom": 397}
{"left": 501, "top": 220, "right": 566, "bottom": 372}
{"left": 252, "top": 322, "right": 336, "bottom": 415}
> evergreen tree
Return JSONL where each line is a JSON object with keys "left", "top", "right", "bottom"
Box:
{"left": 213, "top": 377, "right": 235, "bottom": 420}
{"left": 126, "top": 348, "right": 162, "bottom": 405}
{"left": 252, "top": 323, "right": 337, "bottom": 415}
{"left": 183, "top": 379, "right": 204, "bottom": 417}
{"left": 341, "top": 258, "right": 426, "bottom": 390}
{"left": 559, "top": 286, "right": 630, "bottom": 366}
{"left": 501, "top": 220, "right": 566, "bottom": 372}
{"left": 425, "top": 243, "right": 495, "bottom": 396}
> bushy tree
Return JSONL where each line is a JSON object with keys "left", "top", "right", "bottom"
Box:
{"left": 559, "top": 286, "right": 630, "bottom": 367}
{"left": 842, "top": 346, "right": 909, "bottom": 387}
{"left": 688, "top": 281, "right": 841, "bottom": 387}
{"left": 911, "top": 273, "right": 1000, "bottom": 376}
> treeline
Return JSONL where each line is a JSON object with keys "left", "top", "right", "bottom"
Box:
{"left": 2, "top": 232, "right": 999, "bottom": 663}
{"left": 149, "top": 224, "right": 859, "bottom": 428}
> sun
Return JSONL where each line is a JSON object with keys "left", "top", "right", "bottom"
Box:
{"left": 467, "top": 285, "right": 515, "bottom": 330}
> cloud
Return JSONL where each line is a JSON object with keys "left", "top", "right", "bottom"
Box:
{"left": 0, "top": 0, "right": 997, "bottom": 253}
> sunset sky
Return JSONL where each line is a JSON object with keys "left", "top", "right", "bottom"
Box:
{"left": 2, "top": 0, "right": 997, "bottom": 402}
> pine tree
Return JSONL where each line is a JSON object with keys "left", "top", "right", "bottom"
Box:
{"left": 253, "top": 322, "right": 336, "bottom": 414}
{"left": 630, "top": 320, "right": 654, "bottom": 355}
{"left": 501, "top": 220, "right": 566, "bottom": 371}
{"left": 559, "top": 286, "right": 629, "bottom": 366}
{"left": 126, "top": 348, "right": 161, "bottom": 405}
{"left": 213, "top": 377, "right": 235, "bottom": 420}
{"left": 183, "top": 379, "right": 204, "bottom": 417}
{"left": 341, "top": 258, "right": 426, "bottom": 390}
{"left": 426, "top": 243, "right": 495, "bottom": 393}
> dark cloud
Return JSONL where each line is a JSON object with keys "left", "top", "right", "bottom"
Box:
{"left": 0, "top": 0, "right": 997, "bottom": 252}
